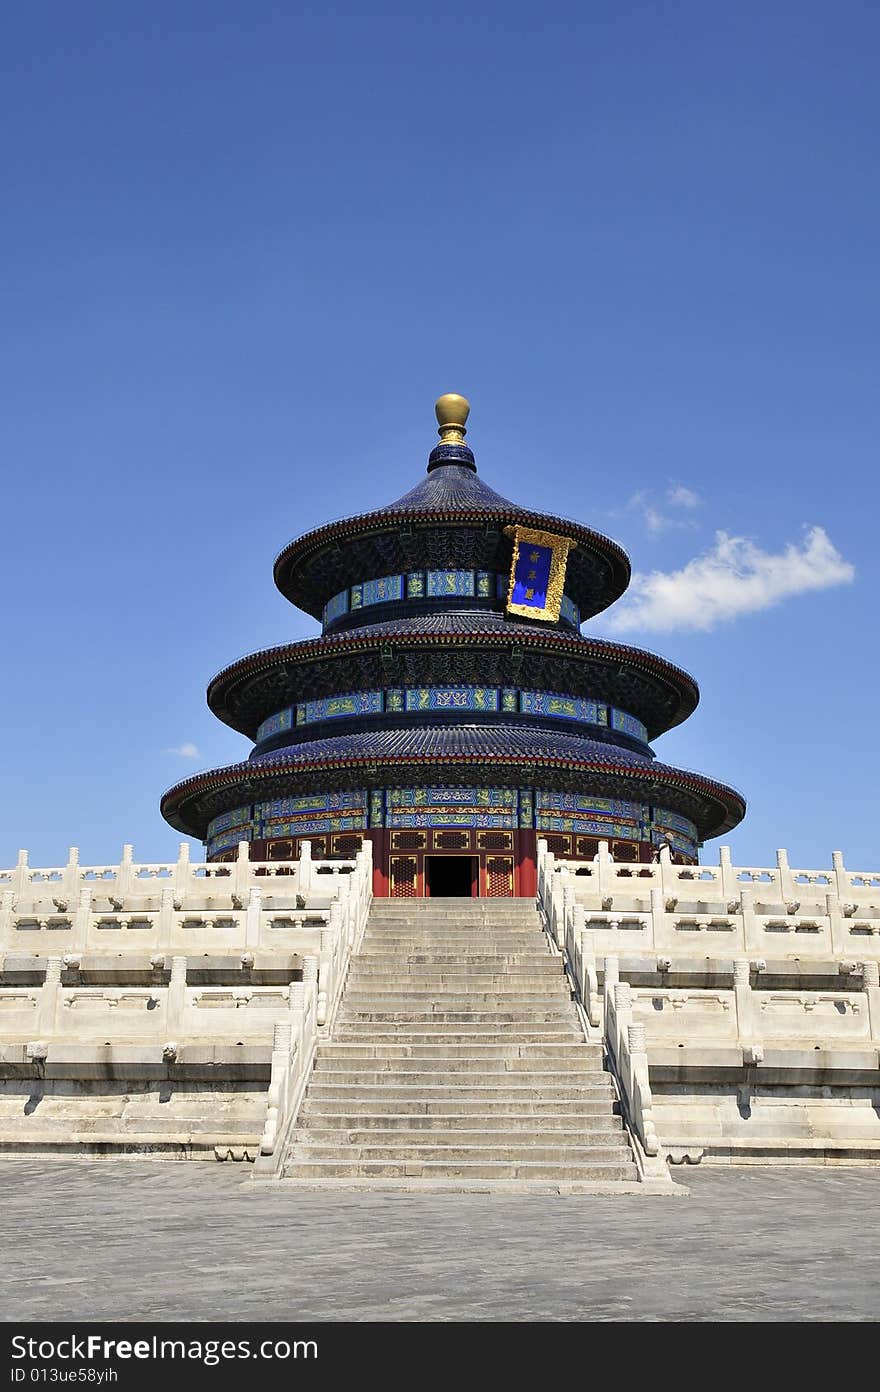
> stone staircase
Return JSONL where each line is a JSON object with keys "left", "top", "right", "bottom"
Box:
{"left": 282, "top": 898, "right": 638, "bottom": 1187}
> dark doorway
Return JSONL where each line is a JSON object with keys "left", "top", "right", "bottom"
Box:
{"left": 425, "top": 856, "right": 477, "bottom": 898}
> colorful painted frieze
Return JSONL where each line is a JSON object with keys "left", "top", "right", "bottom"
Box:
{"left": 536, "top": 791, "right": 647, "bottom": 820}
{"left": 387, "top": 787, "right": 517, "bottom": 807}
{"left": 207, "top": 825, "right": 253, "bottom": 855}
{"left": 385, "top": 786, "right": 517, "bottom": 828}
{"left": 537, "top": 814, "right": 643, "bottom": 840}
{"left": 258, "top": 813, "right": 366, "bottom": 839}
{"left": 257, "top": 791, "right": 367, "bottom": 820}
{"left": 360, "top": 574, "right": 403, "bottom": 607}
{"left": 426, "top": 570, "right": 475, "bottom": 597}
{"left": 520, "top": 691, "right": 603, "bottom": 724}
{"left": 256, "top": 708, "right": 295, "bottom": 743}
{"left": 404, "top": 687, "right": 499, "bottom": 712}
{"left": 206, "top": 805, "right": 253, "bottom": 837}
{"left": 559, "top": 594, "right": 580, "bottom": 628}
{"left": 611, "top": 708, "right": 649, "bottom": 742}
{"left": 302, "top": 691, "right": 383, "bottom": 724}
{"left": 322, "top": 589, "right": 349, "bottom": 627}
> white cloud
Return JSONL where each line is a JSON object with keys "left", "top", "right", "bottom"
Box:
{"left": 666, "top": 484, "right": 701, "bottom": 510}
{"left": 604, "top": 525, "right": 854, "bottom": 634}
{"left": 627, "top": 485, "right": 701, "bottom": 534}
{"left": 165, "top": 742, "right": 201, "bottom": 759}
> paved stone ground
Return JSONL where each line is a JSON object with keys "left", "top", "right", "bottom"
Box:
{"left": 1, "top": 1159, "right": 878, "bottom": 1321}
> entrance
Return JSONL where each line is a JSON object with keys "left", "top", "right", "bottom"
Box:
{"left": 425, "top": 856, "right": 477, "bottom": 898}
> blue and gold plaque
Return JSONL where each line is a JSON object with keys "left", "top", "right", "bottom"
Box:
{"left": 505, "top": 526, "right": 574, "bottom": 623}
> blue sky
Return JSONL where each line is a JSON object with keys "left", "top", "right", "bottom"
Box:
{"left": 2, "top": 2, "right": 877, "bottom": 871}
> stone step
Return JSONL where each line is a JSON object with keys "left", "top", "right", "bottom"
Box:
{"left": 365, "top": 913, "right": 542, "bottom": 921}
{"left": 318, "top": 1043, "right": 599, "bottom": 1060}
{"left": 309, "top": 1069, "right": 604, "bottom": 1091}
{"left": 337, "top": 1009, "right": 577, "bottom": 1024}
{"left": 350, "top": 967, "right": 558, "bottom": 977}
{"left": 366, "top": 916, "right": 541, "bottom": 924}
{"left": 359, "top": 924, "right": 540, "bottom": 935}
{"left": 368, "top": 902, "right": 539, "bottom": 911}
{"left": 307, "top": 1082, "right": 614, "bottom": 1101}
{"left": 350, "top": 963, "right": 561, "bottom": 974}
{"left": 358, "top": 944, "right": 550, "bottom": 954}
{"left": 365, "top": 920, "right": 543, "bottom": 930}
{"left": 343, "top": 990, "right": 569, "bottom": 1004}
{"left": 299, "top": 1123, "right": 626, "bottom": 1143}
{"left": 278, "top": 894, "right": 631, "bottom": 1186}
{"left": 301, "top": 1098, "right": 618, "bottom": 1117}
{"left": 283, "top": 1160, "right": 636, "bottom": 1180}
{"left": 356, "top": 955, "right": 553, "bottom": 963}
{"left": 343, "top": 985, "right": 562, "bottom": 996}
{"left": 288, "top": 1141, "right": 630, "bottom": 1163}
{"left": 332, "top": 1029, "right": 582, "bottom": 1043}
{"left": 359, "top": 940, "right": 551, "bottom": 952}
{"left": 350, "top": 958, "right": 560, "bottom": 971}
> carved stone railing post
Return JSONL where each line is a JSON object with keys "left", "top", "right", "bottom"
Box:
{"left": 302, "top": 953, "right": 318, "bottom": 1017}
{"left": 776, "top": 848, "right": 794, "bottom": 903}
{"left": 12, "top": 849, "right": 29, "bottom": 901}
{"left": 298, "top": 841, "right": 313, "bottom": 894}
{"left": 260, "top": 1020, "right": 293, "bottom": 1157}
{"left": 719, "top": 844, "right": 736, "bottom": 899}
{"left": 117, "top": 844, "right": 134, "bottom": 901}
{"left": 74, "top": 886, "right": 91, "bottom": 953}
{"left": 596, "top": 840, "right": 612, "bottom": 902}
{"left": 863, "top": 960, "right": 880, "bottom": 1042}
{"left": 826, "top": 892, "right": 848, "bottom": 955}
{"left": 288, "top": 979, "right": 305, "bottom": 1052}
{"left": 649, "top": 886, "right": 666, "bottom": 951}
{"left": 232, "top": 838, "right": 251, "bottom": 902}
{"left": 627, "top": 1022, "right": 659, "bottom": 1156}
{"left": 832, "top": 850, "right": 848, "bottom": 903}
{"left": 0, "top": 887, "right": 13, "bottom": 945}
{"left": 38, "top": 957, "right": 62, "bottom": 1034}
{"left": 157, "top": 885, "right": 175, "bottom": 951}
{"left": 174, "top": 840, "right": 191, "bottom": 898}
{"left": 740, "top": 886, "right": 761, "bottom": 951}
{"left": 64, "top": 847, "right": 80, "bottom": 903}
{"left": 317, "top": 922, "right": 337, "bottom": 1027}
{"left": 658, "top": 843, "right": 675, "bottom": 902}
{"left": 245, "top": 885, "right": 262, "bottom": 950}
{"left": 168, "top": 955, "right": 187, "bottom": 1034}
{"left": 614, "top": 981, "right": 633, "bottom": 1066}
{"left": 560, "top": 881, "right": 575, "bottom": 951}
{"left": 733, "top": 957, "right": 757, "bottom": 1048}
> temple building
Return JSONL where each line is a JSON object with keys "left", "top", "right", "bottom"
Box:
{"left": 161, "top": 395, "right": 745, "bottom": 897}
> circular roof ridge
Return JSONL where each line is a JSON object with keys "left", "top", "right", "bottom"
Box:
{"left": 205, "top": 622, "right": 701, "bottom": 740}
{"left": 161, "top": 727, "right": 745, "bottom": 841}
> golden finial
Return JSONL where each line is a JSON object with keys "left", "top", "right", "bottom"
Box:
{"left": 435, "top": 393, "right": 470, "bottom": 445}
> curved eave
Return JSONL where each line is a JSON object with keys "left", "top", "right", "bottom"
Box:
{"left": 206, "top": 627, "right": 701, "bottom": 741}
{"left": 161, "top": 747, "right": 744, "bottom": 844}
{"left": 272, "top": 506, "right": 631, "bottom": 619}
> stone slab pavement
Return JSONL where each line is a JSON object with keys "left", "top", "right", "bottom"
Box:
{"left": 1, "top": 1159, "right": 878, "bottom": 1322}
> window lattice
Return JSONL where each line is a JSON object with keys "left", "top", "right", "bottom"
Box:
{"left": 576, "top": 837, "right": 600, "bottom": 860}
{"left": 478, "top": 832, "right": 512, "bottom": 852}
{"left": 485, "top": 856, "right": 513, "bottom": 897}
{"left": 390, "top": 856, "right": 418, "bottom": 898}
{"left": 434, "top": 831, "right": 470, "bottom": 851}
{"left": 391, "top": 831, "right": 427, "bottom": 851}
{"left": 544, "top": 834, "right": 571, "bottom": 857}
